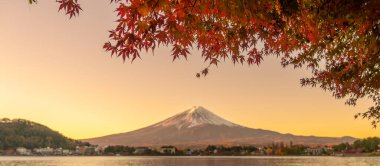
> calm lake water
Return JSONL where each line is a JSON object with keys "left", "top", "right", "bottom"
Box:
{"left": 0, "top": 156, "right": 379, "bottom": 166}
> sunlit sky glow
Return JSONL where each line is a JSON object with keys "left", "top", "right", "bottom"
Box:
{"left": 0, "top": 1, "right": 378, "bottom": 139}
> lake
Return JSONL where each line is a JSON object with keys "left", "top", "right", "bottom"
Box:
{"left": 0, "top": 156, "right": 379, "bottom": 166}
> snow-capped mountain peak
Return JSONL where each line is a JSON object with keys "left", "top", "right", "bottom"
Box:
{"left": 154, "top": 106, "right": 239, "bottom": 129}
{"left": 85, "top": 106, "right": 357, "bottom": 147}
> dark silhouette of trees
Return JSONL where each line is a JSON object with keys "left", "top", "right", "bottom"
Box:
{"left": 0, "top": 118, "right": 85, "bottom": 150}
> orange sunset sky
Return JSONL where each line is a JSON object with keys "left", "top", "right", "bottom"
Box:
{"left": 0, "top": 1, "right": 378, "bottom": 139}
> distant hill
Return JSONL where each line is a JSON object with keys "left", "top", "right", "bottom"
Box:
{"left": 84, "top": 106, "right": 357, "bottom": 147}
{"left": 0, "top": 118, "right": 87, "bottom": 150}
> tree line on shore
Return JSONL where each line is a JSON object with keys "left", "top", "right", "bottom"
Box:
{"left": 103, "top": 137, "right": 380, "bottom": 156}
{"left": 333, "top": 137, "right": 380, "bottom": 153}
{"left": 102, "top": 144, "right": 315, "bottom": 156}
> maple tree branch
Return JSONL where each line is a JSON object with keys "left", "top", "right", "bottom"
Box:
{"left": 27, "top": 0, "right": 380, "bottom": 127}
{"left": 150, "top": 0, "right": 160, "bottom": 15}
{"left": 191, "top": 0, "right": 198, "bottom": 12}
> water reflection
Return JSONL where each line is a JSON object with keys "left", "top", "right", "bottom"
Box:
{"left": 0, "top": 156, "right": 379, "bottom": 166}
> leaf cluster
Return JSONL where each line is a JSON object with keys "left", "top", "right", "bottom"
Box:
{"left": 102, "top": 0, "right": 380, "bottom": 127}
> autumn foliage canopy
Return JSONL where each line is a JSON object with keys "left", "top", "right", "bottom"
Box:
{"left": 31, "top": 0, "right": 380, "bottom": 127}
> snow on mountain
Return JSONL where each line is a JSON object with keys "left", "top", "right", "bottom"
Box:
{"left": 83, "top": 106, "right": 357, "bottom": 147}
{"left": 153, "top": 106, "right": 238, "bottom": 129}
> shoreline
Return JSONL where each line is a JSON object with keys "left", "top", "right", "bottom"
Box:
{"left": 0, "top": 155, "right": 379, "bottom": 158}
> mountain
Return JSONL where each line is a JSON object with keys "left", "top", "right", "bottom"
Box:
{"left": 84, "top": 106, "right": 356, "bottom": 147}
{"left": 0, "top": 118, "right": 87, "bottom": 150}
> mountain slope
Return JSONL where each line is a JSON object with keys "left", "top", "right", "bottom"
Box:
{"left": 84, "top": 106, "right": 356, "bottom": 147}
{"left": 153, "top": 106, "right": 238, "bottom": 129}
{"left": 0, "top": 118, "right": 86, "bottom": 150}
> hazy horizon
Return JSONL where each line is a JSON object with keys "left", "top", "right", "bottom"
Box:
{"left": 0, "top": 1, "right": 378, "bottom": 140}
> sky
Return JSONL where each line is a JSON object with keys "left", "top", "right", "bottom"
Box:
{"left": 0, "top": 1, "right": 378, "bottom": 139}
